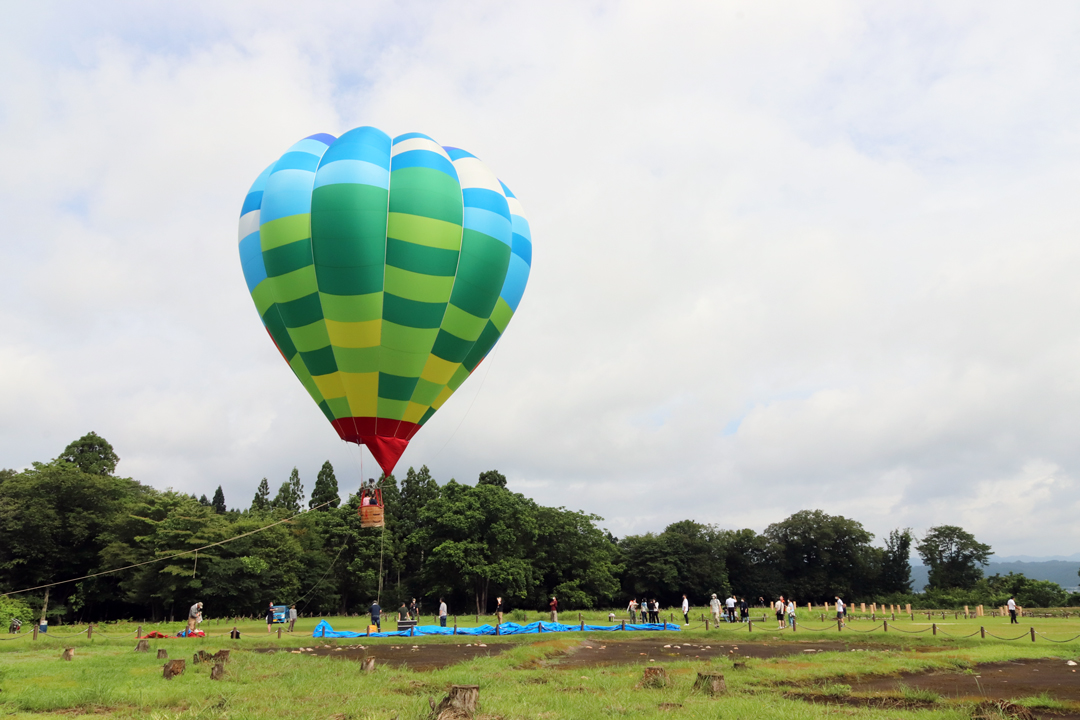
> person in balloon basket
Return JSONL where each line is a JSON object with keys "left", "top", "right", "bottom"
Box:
{"left": 370, "top": 600, "right": 381, "bottom": 632}
{"left": 265, "top": 602, "right": 276, "bottom": 633}
{"left": 1007, "top": 596, "right": 1018, "bottom": 624}
{"left": 439, "top": 598, "right": 448, "bottom": 627}
{"left": 549, "top": 596, "right": 558, "bottom": 623}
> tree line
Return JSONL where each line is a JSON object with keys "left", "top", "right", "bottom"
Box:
{"left": 1, "top": 433, "right": 1076, "bottom": 624}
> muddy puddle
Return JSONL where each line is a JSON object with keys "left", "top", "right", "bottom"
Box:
{"left": 256, "top": 641, "right": 512, "bottom": 671}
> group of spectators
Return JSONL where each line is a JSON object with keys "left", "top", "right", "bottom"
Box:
{"left": 625, "top": 597, "right": 663, "bottom": 624}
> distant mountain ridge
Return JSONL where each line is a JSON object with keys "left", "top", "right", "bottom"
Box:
{"left": 910, "top": 557, "right": 1080, "bottom": 592}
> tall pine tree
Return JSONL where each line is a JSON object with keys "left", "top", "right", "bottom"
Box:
{"left": 251, "top": 478, "right": 271, "bottom": 512}
{"left": 272, "top": 468, "right": 304, "bottom": 513}
{"left": 309, "top": 461, "right": 339, "bottom": 509}
{"left": 211, "top": 486, "right": 226, "bottom": 514}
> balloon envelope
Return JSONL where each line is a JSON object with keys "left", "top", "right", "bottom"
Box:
{"left": 238, "top": 127, "right": 532, "bottom": 474}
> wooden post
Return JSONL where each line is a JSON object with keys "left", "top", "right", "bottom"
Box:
{"left": 157, "top": 649, "right": 168, "bottom": 659}
{"left": 980, "top": 626, "right": 985, "bottom": 639}
{"left": 837, "top": 618, "right": 842, "bottom": 632}
{"left": 137, "top": 625, "right": 142, "bottom": 638}
{"left": 135, "top": 639, "right": 150, "bottom": 652}
{"left": 87, "top": 625, "right": 93, "bottom": 640}
{"left": 932, "top": 623, "right": 937, "bottom": 636}
{"left": 905, "top": 604, "right": 911, "bottom": 614}
{"left": 33, "top": 624, "right": 38, "bottom": 641}
{"left": 860, "top": 603, "right": 866, "bottom": 613}
{"left": 791, "top": 617, "right": 797, "bottom": 631}
{"left": 495, "top": 624, "right": 500, "bottom": 636}
{"left": 431, "top": 685, "right": 479, "bottom": 716}
{"left": 883, "top": 620, "right": 888, "bottom": 632}
{"left": 692, "top": 672, "right": 726, "bottom": 695}
{"left": 748, "top": 620, "right": 753, "bottom": 632}
{"left": 621, "top": 620, "right": 625, "bottom": 630}
{"left": 61, "top": 647, "right": 74, "bottom": 661}
{"left": 1030, "top": 627, "right": 1035, "bottom": 642}
{"left": 705, "top": 619, "right": 709, "bottom": 630}
{"left": 806, "top": 603, "right": 811, "bottom": 612}
{"left": 892, "top": 612, "right": 895, "bottom": 621}
{"left": 362, "top": 657, "right": 376, "bottom": 672}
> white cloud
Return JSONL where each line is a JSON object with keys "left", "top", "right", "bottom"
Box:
{"left": 2, "top": 1, "right": 1080, "bottom": 555}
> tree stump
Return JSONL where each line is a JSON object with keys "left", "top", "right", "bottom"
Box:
{"left": 61, "top": 647, "right": 74, "bottom": 661}
{"left": 157, "top": 649, "right": 168, "bottom": 660}
{"left": 362, "top": 657, "right": 376, "bottom": 673}
{"left": 163, "top": 659, "right": 186, "bottom": 680}
{"left": 638, "top": 667, "right": 668, "bottom": 688}
{"left": 429, "top": 684, "right": 480, "bottom": 719}
{"left": 193, "top": 650, "right": 212, "bottom": 664}
{"left": 213, "top": 650, "right": 230, "bottom": 663}
{"left": 210, "top": 662, "right": 225, "bottom": 681}
{"left": 692, "top": 672, "right": 726, "bottom": 695}
{"left": 135, "top": 639, "right": 150, "bottom": 653}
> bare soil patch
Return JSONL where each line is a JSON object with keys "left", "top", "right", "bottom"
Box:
{"left": 554, "top": 638, "right": 892, "bottom": 668}
{"left": 254, "top": 642, "right": 512, "bottom": 671}
{"left": 849, "top": 658, "right": 1080, "bottom": 703}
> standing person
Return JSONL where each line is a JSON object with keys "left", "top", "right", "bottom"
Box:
{"left": 398, "top": 602, "right": 409, "bottom": 623}
{"left": 775, "top": 596, "right": 786, "bottom": 629}
{"left": 370, "top": 600, "right": 381, "bottom": 632}
{"left": 1007, "top": 596, "right": 1018, "bottom": 624}
{"left": 266, "top": 602, "right": 276, "bottom": 633}
{"left": 495, "top": 597, "right": 504, "bottom": 625}
{"left": 725, "top": 594, "right": 736, "bottom": 623}
{"left": 439, "top": 598, "right": 448, "bottom": 627}
{"left": 549, "top": 596, "right": 558, "bottom": 623}
{"left": 628, "top": 598, "right": 638, "bottom": 624}
{"left": 409, "top": 598, "right": 418, "bottom": 620}
{"left": 288, "top": 605, "right": 297, "bottom": 633}
{"left": 834, "top": 596, "right": 845, "bottom": 626}
{"left": 681, "top": 594, "right": 690, "bottom": 625}
{"left": 709, "top": 594, "right": 721, "bottom": 625}
{"left": 187, "top": 602, "right": 203, "bottom": 635}
{"left": 651, "top": 599, "right": 660, "bottom": 624}
{"left": 786, "top": 598, "right": 796, "bottom": 628}
{"left": 739, "top": 597, "right": 749, "bottom": 623}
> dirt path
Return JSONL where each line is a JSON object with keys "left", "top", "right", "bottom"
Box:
{"left": 555, "top": 638, "right": 890, "bottom": 667}
{"left": 257, "top": 642, "right": 512, "bottom": 671}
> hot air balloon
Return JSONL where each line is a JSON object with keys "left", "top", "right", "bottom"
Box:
{"left": 238, "top": 127, "right": 532, "bottom": 478}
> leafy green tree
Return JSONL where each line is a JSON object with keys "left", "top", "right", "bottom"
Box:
{"left": 880, "top": 528, "right": 914, "bottom": 593}
{"left": 251, "top": 478, "right": 271, "bottom": 512}
{"left": 60, "top": 431, "right": 119, "bottom": 475}
{"left": 198, "top": 494, "right": 211, "bottom": 506}
{"left": 477, "top": 470, "right": 507, "bottom": 488}
{"left": 419, "top": 480, "right": 538, "bottom": 614}
{"left": 211, "top": 486, "right": 226, "bottom": 514}
{"left": 983, "top": 572, "right": 1068, "bottom": 608}
{"left": 716, "top": 528, "right": 782, "bottom": 603}
{"left": 621, "top": 521, "right": 727, "bottom": 607}
{"left": 531, "top": 507, "right": 622, "bottom": 609}
{"left": 310, "top": 461, "right": 340, "bottom": 510}
{"left": 916, "top": 525, "right": 991, "bottom": 590}
{"left": 272, "top": 468, "right": 305, "bottom": 513}
{"left": 764, "top": 510, "right": 875, "bottom": 601}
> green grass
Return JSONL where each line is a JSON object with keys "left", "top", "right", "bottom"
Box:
{"left": 0, "top": 612, "right": 1078, "bottom": 719}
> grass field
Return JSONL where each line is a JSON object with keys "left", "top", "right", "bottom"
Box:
{"left": 1, "top": 609, "right": 1078, "bottom": 719}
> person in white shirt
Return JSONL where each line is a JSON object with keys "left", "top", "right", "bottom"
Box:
{"left": 775, "top": 596, "right": 786, "bottom": 629}
{"left": 725, "top": 595, "right": 736, "bottom": 623}
{"left": 1007, "top": 596, "right": 1018, "bottom": 624}
{"left": 439, "top": 598, "right": 448, "bottom": 627}
{"left": 786, "top": 599, "right": 796, "bottom": 628}
{"left": 709, "top": 594, "right": 721, "bottom": 624}
{"left": 835, "top": 596, "right": 845, "bottom": 625}
{"left": 628, "top": 598, "right": 638, "bottom": 624}
{"left": 681, "top": 595, "right": 690, "bottom": 625}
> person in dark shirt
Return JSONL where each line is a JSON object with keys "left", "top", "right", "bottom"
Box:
{"left": 495, "top": 597, "right": 504, "bottom": 624}
{"left": 265, "top": 602, "right": 276, "bottom": 633}
{"left": 370, "top": 600, "right": 382, "bottom": 632}
{"left": 398, "top": 603, "right": 409, "bottom": 622}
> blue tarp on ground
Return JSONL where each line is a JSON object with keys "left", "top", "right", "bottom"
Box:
{"left": 311, "top": 619, "right": 682, "bottom": 638}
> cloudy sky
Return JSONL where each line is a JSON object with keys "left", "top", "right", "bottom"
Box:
{"left": 3, "top": 1, "right": 1080, "bottom": 556}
